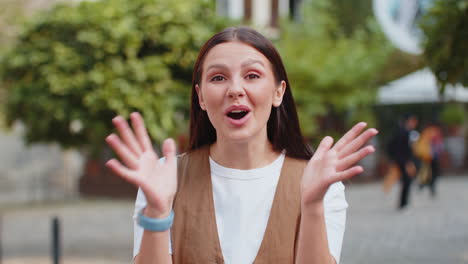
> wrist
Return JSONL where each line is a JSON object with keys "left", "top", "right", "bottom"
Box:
{"left": 301, "top": 201, "right": 325, "bottom": 217}
{"left": 138, "top": 207, "right": 174, "bottom": 232}
{"left": 144, "top": 206, "right": 171, "bottom": 219}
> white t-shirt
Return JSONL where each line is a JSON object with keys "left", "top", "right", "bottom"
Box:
{"left": 133, "top": 154, "right": 348, "bottom": 263}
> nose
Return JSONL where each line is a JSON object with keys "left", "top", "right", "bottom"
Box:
{"left": 227, "top": 79, "right": 245, "bottom": 99}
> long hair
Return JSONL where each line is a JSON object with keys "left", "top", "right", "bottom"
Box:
{"left": 188, "top": 26, "right": 313, "bottom": 160}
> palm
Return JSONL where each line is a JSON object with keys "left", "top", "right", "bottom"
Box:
{"left": 301, "top": 123, "right": 378, "bottom": 205}
{"left": 136, "top": 151, "right": 177, "bottom": 212}
{"left": 105, "top": 112, "right": 177, "bottom": 215}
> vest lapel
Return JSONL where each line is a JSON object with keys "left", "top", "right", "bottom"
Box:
{"left": 253, "top": 156, "right": 306, "bottom": 264}
{"left": 172, "top": 145, "right": 224, "bottom": 264}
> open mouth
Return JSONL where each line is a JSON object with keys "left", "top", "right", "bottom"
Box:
{"left": 227, "top": 110, "right": 249, "bottom": 120}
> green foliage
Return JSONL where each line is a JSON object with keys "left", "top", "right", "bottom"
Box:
{"left": 317, "top": 0, "right": 374, "bottom": 37}
{"left": 440, "top": 103, "right": 466, "bottom": 126}
{"left": 0, "top": 0, "right": 226, "bottom": 150}
{"left": 0, "top": 0, "right": 35, "bottom": 129}
{"left": 278, "top": 0, "right": 392, "bottom": 137}
{"left": 346, "top": 106, "right": 377, "bottom": 129}
{"left": 420, "top": 0, "right": 468, "bottom": 91}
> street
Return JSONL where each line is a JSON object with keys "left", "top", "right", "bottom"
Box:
{"left": 342, "top": 175, "right": 468, "bottom": 264}
{"left": 2, "top": 175, "right": 467, "bottom": 264}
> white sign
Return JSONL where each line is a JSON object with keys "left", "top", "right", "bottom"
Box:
{"left": 373, "top": 0, "right": 433, "bottom": 54}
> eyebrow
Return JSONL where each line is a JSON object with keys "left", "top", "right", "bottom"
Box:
{"left": 206, "top": 63, "right": 228, "bottom": 72}
{"left": 241, "top": 59, "right": 264, "bottom": 68}
{"left": 205, "top": 59, "right": 265, "bottom": 72}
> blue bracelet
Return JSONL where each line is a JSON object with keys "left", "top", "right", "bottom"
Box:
{"left": 137, "top": 208, "right": 174, "bottom": 232}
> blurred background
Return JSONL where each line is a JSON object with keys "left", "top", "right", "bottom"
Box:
{"left": 0, "top": 0, "right": 467, "bottom": 263}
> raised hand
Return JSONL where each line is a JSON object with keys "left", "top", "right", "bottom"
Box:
{"left": 105, "top": 112, "right": 177, "bottom": 217}
{"left": 301, "top": 122, "right": 378, "bottom": 206}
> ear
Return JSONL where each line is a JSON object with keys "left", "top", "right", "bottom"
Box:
{"left": 272, "top": 80, "right": 286, "bottom": 107}
{"left": 195, "top": 84, "right": 206, "bottom": 110}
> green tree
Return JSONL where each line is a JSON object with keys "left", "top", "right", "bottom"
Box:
{"left": 279, "top": 0, "right": 392, "bottom": 137}
{"left": 314, "top": 0, "right": 424, "bottom": 84}
{"left": 0, "top": 0, "right": 63, "bottom": 128}
{"left": 321, "top": 0, "right": 374, "bottom": 37}
{"left": 420, "top": 0, "right": 468, "bottom": 92}
{"left": 0, "top": 0, "right": 226, "bottom": 152}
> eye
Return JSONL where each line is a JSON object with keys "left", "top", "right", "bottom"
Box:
{"left": 246, "top": 73, "right": 260, "bottom": 80}
{"left": 210, "top": 75, "right": 225, "bottom": 82}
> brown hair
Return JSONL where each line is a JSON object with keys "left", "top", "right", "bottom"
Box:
{"left": 188, "top": 26, "right": 313, "bottom": 160}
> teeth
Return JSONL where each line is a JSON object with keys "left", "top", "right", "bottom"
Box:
{"left": 231, "top": 110, "right": 246, "bottom": 113}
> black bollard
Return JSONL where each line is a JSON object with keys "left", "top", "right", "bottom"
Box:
{"left": 52, "top": 217, "right": 61, "bottom": 264}
{"left": 0, "top": 214, "right": 2, "bottom": 264}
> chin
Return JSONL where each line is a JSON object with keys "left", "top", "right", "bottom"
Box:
{"left": 219, "top": 127, "right": 264, "bottom": 144}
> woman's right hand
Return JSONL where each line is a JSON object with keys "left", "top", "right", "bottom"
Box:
{"left": 105, "top": 112, "right": 177, "bottom": 218}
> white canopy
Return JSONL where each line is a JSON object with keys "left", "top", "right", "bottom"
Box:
{"left": 377, "top": 68, "right": 468, "bottom": 105}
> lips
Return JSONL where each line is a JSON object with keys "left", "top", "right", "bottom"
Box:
{"left": 225, "top": 105, "right": 251, "bottom": 126}
{"left": 227, "top": 110, "right": 248, "bottom": 120}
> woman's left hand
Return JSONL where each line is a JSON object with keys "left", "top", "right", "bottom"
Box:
{"left": 301, "top": 122, "right": 378, "bottom": 207}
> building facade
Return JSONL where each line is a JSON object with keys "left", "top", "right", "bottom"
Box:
{"left": 216, "top": 0, "right": 302, "bottom": 29}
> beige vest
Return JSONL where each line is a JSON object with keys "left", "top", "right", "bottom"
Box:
{"left": 172, "top": 145, "right": 307, "bottom": 264}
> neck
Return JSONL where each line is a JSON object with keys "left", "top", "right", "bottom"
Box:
{"left": 210, "top": 133, "right": 280, "bottom": 170}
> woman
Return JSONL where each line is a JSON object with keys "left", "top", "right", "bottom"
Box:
{"left": 105, "top": 27, "right": 377, "bottom": 264}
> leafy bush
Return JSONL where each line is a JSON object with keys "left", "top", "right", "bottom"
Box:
{"left": 440, "top": 103, "right": 466, "bottom": 126}
{"left": 0, "top": 0, "right": 226, "bottom": 151}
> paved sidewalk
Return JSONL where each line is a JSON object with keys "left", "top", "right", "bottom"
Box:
{"left": 1, "top": 200, "right": 135, "bottom": 264}
{"left": 1, "top": 175, "right": 467, "bottom": 264}
{"left": 341, "top": 175, "right": 468, "bottom": 264}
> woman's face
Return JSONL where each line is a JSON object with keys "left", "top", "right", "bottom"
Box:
{"left": 196, "top": 41, "right": 286, "bottom": 143}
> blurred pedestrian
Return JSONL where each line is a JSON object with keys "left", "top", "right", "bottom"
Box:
{"left": 387, "top": 114, "right": 419, "bottom": 210}
{"left": 382, "top": 162, "right": 400, "bottom": 194}
{"left": 414, "top": 123, "right": 443, "bottom": 197}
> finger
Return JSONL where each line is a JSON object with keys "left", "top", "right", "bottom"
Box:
{"left": 333, "top": 122, "right": 367, "bottom": 152}
{"left": 312, "top": 136, "right": 334, "bottom": 160}
{"left": 332, "top": 166, "right": 363, "bottom": 182}
{"left": 337, "top": 145, "right": 375, "bottom": 171}
{"left": 338, "top": 128, "right": 378, "bottom": 159}
{"left": 162, "top": 138, "right": 177, "bottom": 164}
{"left": 105, "top": 134, "right": 139, "bottom": 169}
{"left": 112, "top": 116, "right": 143, "bottom": 156}
{"left": 131, "top": 112, "right": 154, "bottom": 153}
{"left": 106, "top": 159, "right": 142, "bottom": 186}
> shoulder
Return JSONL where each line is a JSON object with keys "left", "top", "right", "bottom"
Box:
{"left": 284, "top": 155, "right": 308, "bottom": 169}
{"left": 281, "top": 155, "right": 308, "bottom": 180}
{"left": 177, "top": 145, "right": 210, "bottom": 163}
{"left": 324, "top": 182, "right": 348, "bottom": 211}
